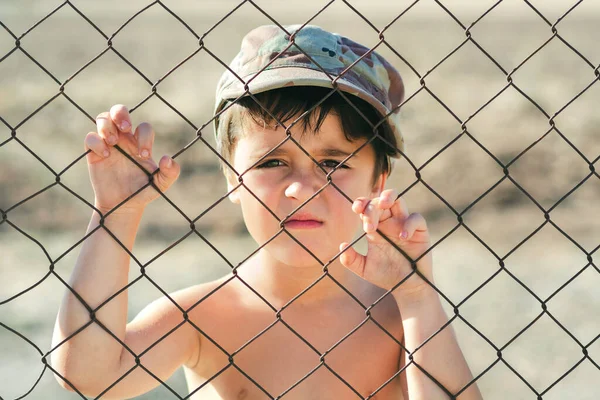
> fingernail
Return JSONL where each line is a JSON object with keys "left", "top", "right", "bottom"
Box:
{"left": 166, "top": 157, "right": 173, "bottom": 168}
{"left": 109, "top": 135, "right": 118, "bottom": 145}
{"left": 365, "top": 223, "right": 374, "bottom": 232}
{"left": 400, "top": 231, "right": 408, "bottom": 239}
{"left": 103, "top": 149, "right": 110, "bottom": 158}
{"left": 141, "top": 149, "right": 149, "bottom": 158}
{"left": 120, "top": 121, "right": 131, "bottom": 131}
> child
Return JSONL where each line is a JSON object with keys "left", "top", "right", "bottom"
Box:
{"left": 51, "top": 25, "right": 482, "bottom": 399}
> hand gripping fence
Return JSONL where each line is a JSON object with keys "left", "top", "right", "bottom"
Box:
{"left": 1, "top": 0, "right": 599, "bottom": 399}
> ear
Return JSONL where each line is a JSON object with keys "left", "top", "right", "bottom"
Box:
{"left": 370, "top": 172, "right": 387, "bottom": 199}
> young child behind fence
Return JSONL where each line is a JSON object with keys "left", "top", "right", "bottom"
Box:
{"left": 51, "top": 25, "right": 482, "bottom": 399}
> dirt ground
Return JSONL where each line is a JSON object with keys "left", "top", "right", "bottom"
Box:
{"left": 1, "top": 1, "right": 600, "bottom": 399}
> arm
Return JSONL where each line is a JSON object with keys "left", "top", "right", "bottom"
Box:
{"left": 51, "top": 105, "right": 193, "bottom": 399}
{"left": 338, "top": 188, "right": 482, "bottom": 399}
{"left": 51, "top": 207, "right": 200, "bottom": 399}
{"left": 394, "top": 287, "right": 482, "bottom": 400}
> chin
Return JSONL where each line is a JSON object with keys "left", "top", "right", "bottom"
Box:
{"left": 249, "top": 224, "right": 351, "bottom": 267}
{"left": 266, "top": 235, "right": 337, "bottom": 268}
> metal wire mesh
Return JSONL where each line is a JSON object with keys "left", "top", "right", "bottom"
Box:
{"left": 1, "top": 0, "right": 599, "bottom": 399}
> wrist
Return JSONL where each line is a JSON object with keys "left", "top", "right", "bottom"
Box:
{"left": 91, "top": 205, "right": 145, "bottom": 231}
{"left": 94, "top": 204, "right": 145, "bottom": 217}
{"left": 392, "top": 282, "right": 440, "bottom": 312}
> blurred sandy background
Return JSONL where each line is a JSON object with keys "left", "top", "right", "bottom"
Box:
{"left": 1, "top": 0, "right": 600, "bottom": 399}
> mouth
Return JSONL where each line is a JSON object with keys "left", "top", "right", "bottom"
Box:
{"left": 284, "top": 213, "right": 324, "bottom": 229}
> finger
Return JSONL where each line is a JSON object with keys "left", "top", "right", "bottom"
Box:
{"left": 110, "top": 104, "right": 132, "bottom": 133}
{"left": 152, "top": 155, "right": 181, "bottom": 193}
{"left": 96, "top": 112, "right": 119, "bottom": 146}
{"left": 134, "top": 122, "right": 155, "bottom": 159}
{"left": 376, "top": 190, "right": 408, "bottom": 216}
{"left": 391, "top": 196, "right": 409, "bottom": 218}
{"left": 377, "top": 189, "right": 398, "bottom": 209}
{"left": 339, "top": 242, "right": 366, "bottom": 278}
{"left": 381, "top": 196, "right": 409, "bottom": 225}
{"left": 361, "top": 198, "right": 383, "bottom": 234}
{"left": 84, "top": 132, "right": 111, "bottom": 162}
{"left": 398, "top": 213, "right": 428, "bottom": 241}
{"left": 352, "top": 197, "right": 370, "bottom": 214}
{"left": 369, "top": 189, "right": 398, "bottom": 224}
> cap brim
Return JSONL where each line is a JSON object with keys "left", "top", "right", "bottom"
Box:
{"left": 214, "top": 66, "right": 404, "bottom": 158}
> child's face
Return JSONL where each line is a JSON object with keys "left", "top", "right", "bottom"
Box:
{"left": 226, "top": 111, "right": 386, "bottom": 267}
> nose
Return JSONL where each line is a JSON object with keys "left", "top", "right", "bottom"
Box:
{"left": 284, "top": 171, "right": 323, "bottom": 202}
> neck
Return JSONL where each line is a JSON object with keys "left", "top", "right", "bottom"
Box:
{"left": 237, "top": 248, "right": 358, "bottom": 309}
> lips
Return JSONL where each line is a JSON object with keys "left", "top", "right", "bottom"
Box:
{"left": 286, "top": 212, "right": 322, "bottom": 223}
{"left": 284, "top": 212, "right": 323, "bottom": 229}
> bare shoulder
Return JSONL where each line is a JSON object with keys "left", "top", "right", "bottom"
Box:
{"left": 128, "top": 275, "right": 240, "bottom": 345}
{"left": 159, "top": 274, "right": 242, "bottom": 314}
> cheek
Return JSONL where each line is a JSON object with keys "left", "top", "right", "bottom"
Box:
{"left": 238, "top": 181, "right": 281, "bottom": 239}
{"left": 240, "top": 186, "right": 275, "bottom": 218}
{"left": 328, "top": 187, "right": 361, "bottom": 229}
{"left": 329, "top": 171, "right": 373, "bottom": 202}
{"left": 240, "top": 174, "right": 279, "bottom": 210}
{"left": 326, "top": 176, "right": 373, "bottom": 231}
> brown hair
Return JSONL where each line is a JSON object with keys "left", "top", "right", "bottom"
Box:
{"left": 215, "top": 86, "right": 399, "bottom": 185}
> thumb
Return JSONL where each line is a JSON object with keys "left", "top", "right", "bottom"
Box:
{"left": 153, "top": 155, "right": 180, "bottom": 192}
{"left": 339, "top": 242, "right": 366, "bottom": 278}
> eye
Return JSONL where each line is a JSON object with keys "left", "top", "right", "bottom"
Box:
{"left": 320, "top": 159, "right": 349, "bottom": 169}
{"left": 256, "top": 159, "right": 285, "bottom": 169}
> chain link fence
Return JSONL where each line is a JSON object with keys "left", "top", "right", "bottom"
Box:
{"left": 1, "top": 0, "right": 600, "bottom": 399}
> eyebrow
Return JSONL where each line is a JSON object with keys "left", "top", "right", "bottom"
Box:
{"left": 255, "top": 147, "right": 355, "bottom": 159}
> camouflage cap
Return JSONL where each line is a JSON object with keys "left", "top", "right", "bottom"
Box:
{"left": 214, "top": 24, "right": 405, "bottom": 159}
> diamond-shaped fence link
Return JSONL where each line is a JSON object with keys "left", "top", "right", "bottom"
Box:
{"left": 1, "top": 0, "right": 599, "bottom": 399}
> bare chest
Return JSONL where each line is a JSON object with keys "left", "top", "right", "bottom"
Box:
{"left": 186, "top": 299, "right": 404, "bottom": 400}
